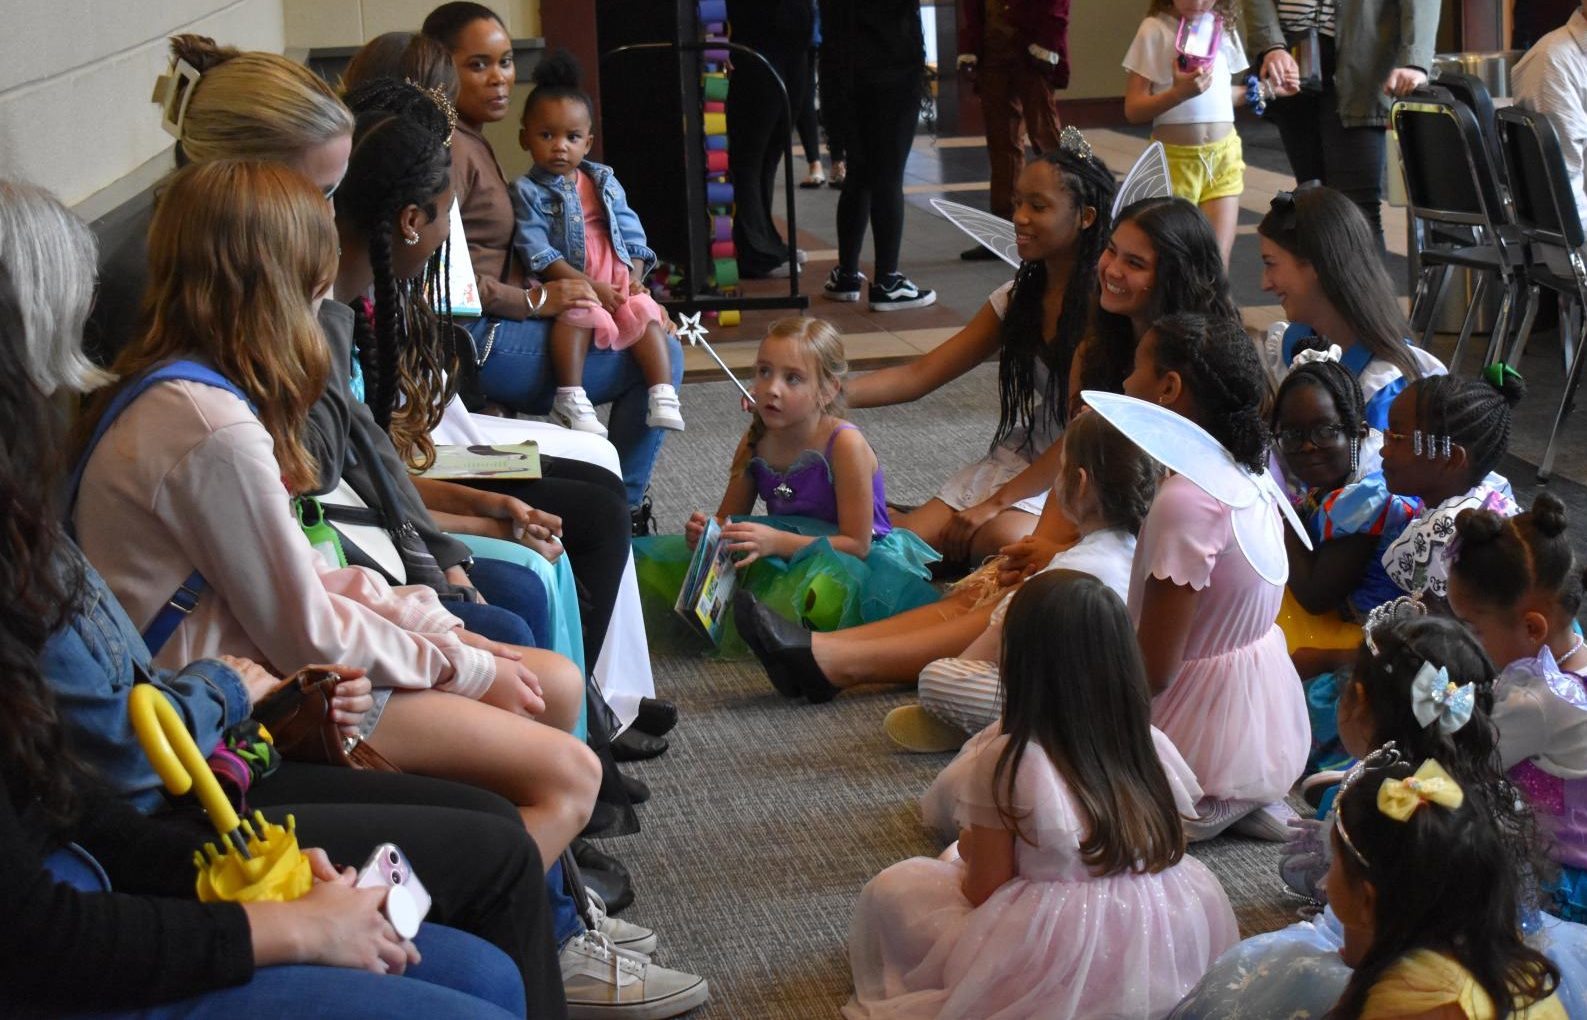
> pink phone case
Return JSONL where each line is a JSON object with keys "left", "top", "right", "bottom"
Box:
{"left": 355, "top": 843, "right": 433, "bottom": 937}
{"left": 1175, "top": 14, "right": 1223, "bottom": 73}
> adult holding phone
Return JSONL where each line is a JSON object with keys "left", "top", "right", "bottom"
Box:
{"left": 1241, "top": 0, "right": 1440, "bottom": 248}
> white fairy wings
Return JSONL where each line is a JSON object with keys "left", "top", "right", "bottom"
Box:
{"left": 930, "top": 142, "right": 1173, "bottom": 263}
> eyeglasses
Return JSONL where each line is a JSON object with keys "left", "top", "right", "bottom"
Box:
{"left": 322, "top": 178, "right": 341, "bottom": 201}
{"left": 1274, "top": 422, "right": 1349, "bottom": 452}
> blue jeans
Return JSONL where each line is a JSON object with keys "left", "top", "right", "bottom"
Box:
{"left": 548, "top": 859, "right": 584, "bottom": 947}
{"left": 467, "top": 556, "right": 554, "bottom": 649}
{"left": 470, "top": 316, "right": 682, "bottom": 507}
{"left": 76, "top": 924, "right": 525, "bottom": 1019}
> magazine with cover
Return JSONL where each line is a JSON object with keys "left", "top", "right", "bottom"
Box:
{"left": 419, "top": 442, "right": 542, "bottom": 480}
{"left": 675, "top": 516, "right": 736, "bottom": 644}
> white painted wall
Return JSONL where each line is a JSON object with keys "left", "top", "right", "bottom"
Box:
{"left": 0, "top": 0, "right": 287, "bottom": 211}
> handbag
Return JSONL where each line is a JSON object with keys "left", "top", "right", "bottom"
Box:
{"left": 251, "top": 667, "right": 399, "bottom": 771}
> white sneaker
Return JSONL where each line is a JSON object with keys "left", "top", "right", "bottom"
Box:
{"left": 1230, "top": 800, "right": 1300, "bottom": 842}
{"left": 587, "top": 888, "right": 658, "bottom": 957}
{"left": 1182, "top": 797, "right": 1258, "bottom": 843}
{"left": 646, "top": 385, "right": 685, "bottom": 431}
{"left": 560, "top": 931, "right": 710, "bottom": 1019}
{"left": 553, "top": 388, "right": 608, "bottom": 436}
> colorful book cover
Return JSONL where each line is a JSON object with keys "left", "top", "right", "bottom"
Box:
{"left": 674, "top": 517, "right": 736, "bottom": 644}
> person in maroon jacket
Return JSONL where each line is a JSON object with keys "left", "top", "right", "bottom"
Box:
{"left": 958, "top": 0, "right": 1070, "bottom": 261}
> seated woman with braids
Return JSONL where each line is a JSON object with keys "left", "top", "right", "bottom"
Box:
{"left": 836, "top": 140, "right": 1120, "bottom": 567}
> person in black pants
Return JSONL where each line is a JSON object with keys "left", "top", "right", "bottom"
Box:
{"left": 726, "top": 0, "right": 812, "bottom": 278}
{"left": 818, "top": 0, "right": 937, "bottom": 312}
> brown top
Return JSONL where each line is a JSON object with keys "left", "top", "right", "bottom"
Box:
{"left": 452, "top": 121, "right": 531, "bottom": 319}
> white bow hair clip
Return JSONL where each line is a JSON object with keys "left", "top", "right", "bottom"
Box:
{"left": 1290, "top": 344, "right": 1343, "bottom": 368}
{"left": 1410, "top": 661, "right": 1476, "bottom": 734}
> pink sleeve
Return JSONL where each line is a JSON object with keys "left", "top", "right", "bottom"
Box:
{"left": 1136, "top": 475, "right": 1229, "bottom": 592}
{"left": 156, "top": 421, "right": 495, "bottom": 700}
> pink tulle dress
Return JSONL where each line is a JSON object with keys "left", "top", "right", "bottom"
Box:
{"left": 844, "top": 725, "right": 1239, "bottom": 1020}
{"left": 559, "top": 170, "right": 666, "bottom": 350}
{"left": 1128, "top": 473, "right": 1309, "bottom": 802}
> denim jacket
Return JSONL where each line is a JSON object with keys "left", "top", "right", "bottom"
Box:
{"left": 510, "top": 160, "right": 657, "bottom": 277}
{"left": 42, "top": 543, "right": 250, "bottom": 812}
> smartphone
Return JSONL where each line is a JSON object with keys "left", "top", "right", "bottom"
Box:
{"left": 1176, "top": 14, "right": 1222, "bottom": 73}
{"left": 355, "top": 843, "right": 431, "bottom": 940}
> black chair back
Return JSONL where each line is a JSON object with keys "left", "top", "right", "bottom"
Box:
{"left": 1496, "top": 105, "right": 1586, "bottom": 252}
{"left": 1433, "top": 71, "right": 1503, "bottom": 171}
{"left": 1393, "top": 86, "right": 1509, "bottom": 229}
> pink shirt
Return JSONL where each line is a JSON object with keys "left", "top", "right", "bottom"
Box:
{"left": 74, "top": 379, "right": 494, "bottom": 697}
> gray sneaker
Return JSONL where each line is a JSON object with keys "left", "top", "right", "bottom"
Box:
{"left": 560, "top": 931, "right": 710, "bottom": 1019}
{"left": 587, "top": 888, "right": 659, "bottom": 956}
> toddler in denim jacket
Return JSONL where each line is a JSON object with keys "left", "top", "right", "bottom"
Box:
{"left": 510, "top": 50, "right": 682, "bottom": 435}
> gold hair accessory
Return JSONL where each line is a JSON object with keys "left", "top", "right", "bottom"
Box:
{"left": 1377, "top": 758, "right": 1464, "bottom": 821}
{"left": 1058, "top": 125, "right": 1095, "bottom": 162}
{"left": 152, "top": 57, "right": 203, "bottom": 141}
{"left": 406, "top": 78, "right": 457, "bottom": 148}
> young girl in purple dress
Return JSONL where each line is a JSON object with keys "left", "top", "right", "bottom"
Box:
{"left": 642, "top": 317, "right": 936, "bottom": 679}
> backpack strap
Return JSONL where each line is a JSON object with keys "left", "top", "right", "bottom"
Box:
{"left": 69, "top": 361, "right": 253, "bottom": 657}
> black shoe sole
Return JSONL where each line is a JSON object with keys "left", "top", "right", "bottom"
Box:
{"left": 733, "top": 590, "right": 803, "bottom": 697}
{"left": 610, "top": 727, "right": 669, "bottom": 762}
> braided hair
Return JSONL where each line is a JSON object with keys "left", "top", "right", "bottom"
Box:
{"left": 1409, "top": 371, "right": 1526, "bottom": 487}
{"left": 1270, "top": 359, "right": 1366, "bottom": 437}
{"left": 1149, "top": 311, "right": 1269, "bottom": 472}
{"left": 1451, "top": 492, "right": 1585, "bottom": 617}
{"left": 336, "top": 77, "right": 457, "bottom": 470}
{"left": 993, "top": 148, "right": 1116, "bottom": 451}
{"left": 522, "top": 48, "right": 594, "bottom": 126}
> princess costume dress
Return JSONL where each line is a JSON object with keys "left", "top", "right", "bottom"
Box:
{"left": 845, "top": 724, "right": 1238, "bottom": 1019}
{"left": 1170, "top": 905, "right": 1587, "bottom": 1018}
{"left": 634, "top": 424, "right": 938, "bottom": 652}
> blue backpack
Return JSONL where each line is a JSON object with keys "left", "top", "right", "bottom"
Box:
{"left": 68, "top": 360, "right": 343, "bottom": 655}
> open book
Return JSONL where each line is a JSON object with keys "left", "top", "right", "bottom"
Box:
{"left": 418, "top": 442, "right": 542, "bottom": 480}
{"left": 675, "top": 517, "right": 736, "bottom": 644}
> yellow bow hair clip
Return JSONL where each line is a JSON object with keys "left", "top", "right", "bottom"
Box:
{"left": 1377, "top": 759, "right": 1464, "bottom": 822}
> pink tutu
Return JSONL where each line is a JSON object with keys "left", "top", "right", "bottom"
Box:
{"left": 1130, "top": 475, "right": 1309, "bottom": 803}
{"left": 845, "top": 727, "right": 1238, "bottom": 1019}
{"left": 559, "top": 169, "right": 666, "bottom": 351}
{"left": 1153, "top": 625, "right": 1309, "bottom": 801}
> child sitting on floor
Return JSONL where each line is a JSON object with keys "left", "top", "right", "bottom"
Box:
{"left": 1117, "top": 311, "right": 1309, "bottom": 842}
{"left": 1380, "top": 367, "right": 1526, "bottom": 606}
{"left": 510, "top": 49, "right": 683, "bottom": 436}
{"left": 889, "top": 410, "right": 1162, "bottom": 751}
{"left": 1272, "top": 355, "right": 1421, "bottom": 767}
{"left": 1449, "top": 494, "right": 1587, "bottom": 923}
{"left": 1172, "top": 613, "right": 1587, "bottom": 1019}
{"left": 847, "top": 570, "right": 1238, "bottom": 1019}
{"left": 640, "top": 317, "right": 937, "bottom": 685}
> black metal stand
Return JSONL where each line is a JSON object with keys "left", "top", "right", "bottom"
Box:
{"left": 602, "top": 39, "right": 808, "bottom": 315}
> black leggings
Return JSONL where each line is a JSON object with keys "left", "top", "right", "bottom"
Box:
{"left": 831, "top": 72, "right": 921, "bottom": 278}
{"left": 1265, "top": 34, "right": 1388, "bottom": 248}
{"left": 465, "top": 455, "right": 630, "bottom": 670}
{"left": 237, "top": 763, "right": 565, "bottom": 1017}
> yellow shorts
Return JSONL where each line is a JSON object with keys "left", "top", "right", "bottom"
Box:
{"left": 1157, "top": 132, "right": 1245, "bottom": 205}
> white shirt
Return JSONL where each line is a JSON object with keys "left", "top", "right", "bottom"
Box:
{"left": 990, "top": 527, "right": 1138, "bottom": 627}
{"left": 1123, "top": 13, "right": 1248, "bottom": 127}
{"left": 1514, "top": 10, "right": 1587, "bottom": 231}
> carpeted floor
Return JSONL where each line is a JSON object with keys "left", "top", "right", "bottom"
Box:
{"left": 595, "top": 367, "right": 1309, "bottom": 1019}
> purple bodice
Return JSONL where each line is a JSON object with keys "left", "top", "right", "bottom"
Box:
{"left": 1506, "top": 661, "right": 1587, "bottom": 870}
{"left": 746, "top": 424, "right": 892, "bottom": 537}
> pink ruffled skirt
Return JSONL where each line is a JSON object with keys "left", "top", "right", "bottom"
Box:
{"left": 1153, "top": 624, "right": 1308, "bottom": 802}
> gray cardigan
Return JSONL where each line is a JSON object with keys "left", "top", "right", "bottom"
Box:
{"left": 1241, "top": 0, "right": 1440, "bottom": 128}
{"left": 317, "top": 300, "right": 472, "bottom": 577}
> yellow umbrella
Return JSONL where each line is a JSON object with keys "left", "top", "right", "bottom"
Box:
{"left": 129, "top": 685, "right": 311, "bottom": 904}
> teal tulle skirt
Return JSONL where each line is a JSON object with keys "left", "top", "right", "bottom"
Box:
{"left": 633, "top": 515, "right": 941, "bottom": 657}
